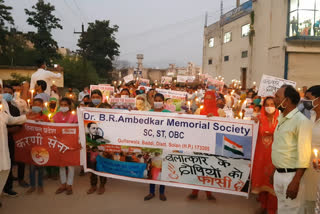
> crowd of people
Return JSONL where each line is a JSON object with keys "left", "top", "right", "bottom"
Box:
{"left": 0, "top": 60, "right": 320, "bottom": 214}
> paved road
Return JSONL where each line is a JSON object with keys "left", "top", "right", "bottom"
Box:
{"left": 1, "top": 168, "right": 259, "bottom": 214}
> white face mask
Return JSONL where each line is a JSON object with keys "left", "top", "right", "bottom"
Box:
{"left": 154, "top": 102, "right": 163, "bottom": 109}
{"left": 265, "top": 106, "right": 276, "bottom": 114}
{"left": 121, "top": 95, "right": 129, "bottom": 98}
{"left": 60, "top": 107, "right": 69, "bottom": 113}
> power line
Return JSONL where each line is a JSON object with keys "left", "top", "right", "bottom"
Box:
{"left": 72, "top": 0, "right": 89, "bottom": 23}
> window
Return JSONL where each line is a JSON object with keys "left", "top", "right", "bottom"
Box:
{"left": 224, "top": 56, "right": 229, "bottom": 62}
{"left": 241, "top": 24, "right": 250, "bottom": 37}
{"left": 208, "top": 38, "right": 214, "bottom": 47}
{"left": 241, "top": 51, "right": 248, "bottom": 58}
{"left": 224, "top": 32, "right": 232, "bottom": 43}
{"left": 288, "top": 0, "right": 320, "bottom": 37}
{"left": 208, "top": 59, "right": 213, "bottom": 65}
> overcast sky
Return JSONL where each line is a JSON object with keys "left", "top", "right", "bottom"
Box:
{"left": 6, "top": 0, "right": 248, "bottom": 68}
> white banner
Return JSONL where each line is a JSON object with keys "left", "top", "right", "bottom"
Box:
{"left": 177, "top": 76, "right": 195, "bottom": 83}
{"left": 78, "top": 108, "right": 258, "bottom": 197}
{"left": 161, "top": 76, "right": 172, "bottom": 84}
{"left": 258, "top": 74, "right": 296, "bottom": 97}
{"left": 123, "top": 74, "right": 134, "bottom": 83}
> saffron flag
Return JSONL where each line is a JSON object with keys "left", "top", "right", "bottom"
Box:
{"left": 223, "top": 136, "right": 244, "bottom": 156}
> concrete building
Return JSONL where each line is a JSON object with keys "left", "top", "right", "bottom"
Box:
{"left": 202, "top": 0, "right": 320, "bottom": 89}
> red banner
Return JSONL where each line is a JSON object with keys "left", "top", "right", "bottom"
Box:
{"left": 14, "top": 121, "right": 80, "bottom": 166}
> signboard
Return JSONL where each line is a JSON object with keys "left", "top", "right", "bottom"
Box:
{"left": 257, "top": 74, "right": 297, "bottom": 97}
{"left": 123, "top": 74, "right": 134, "bottom": 83}
{"left": 177, "top": 76, "right": 195, "bottom": 83}
{"left": 78, "top": 108, "right": 258, "bottom": 197}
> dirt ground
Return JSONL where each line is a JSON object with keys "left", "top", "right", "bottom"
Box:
{"left": 1, "top": 167, "right": 259, "bottom": 214}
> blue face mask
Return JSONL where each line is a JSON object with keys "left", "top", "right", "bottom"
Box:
{"left": 2, "top": 93, "right": 13, "bottom": 102}
{"left": 208, "top": 85, "right": 216, "bottom": 90}
{"left": 32, "top": 106, "right": 42, "bottom": 113}
{"left": 92, "top": 99, "right": 101, "bottom": 106}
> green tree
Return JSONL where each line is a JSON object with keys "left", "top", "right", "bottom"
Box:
{"left": 25, "top": 0, "right": 62, "bottom": 64}
{"left": 57, "top": 56, "right": 99, "bottom": 89}
{"left": 77, "top": 20, "right": 120, "bottom": 81}
{"left": 0, "top": 0, "right": 14, "bottom": 55}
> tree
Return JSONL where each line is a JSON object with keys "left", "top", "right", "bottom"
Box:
{"left": 25, "top": 0, "right": 62, "bottom": 64}
{"left": 77, "top": 20, "right": 120, "bottom": 81}
{"left": 0, "top": 0, "right": 14, "bottom": 54}
{"left": 57, "top": 56, "right": 99, "bottom": 89}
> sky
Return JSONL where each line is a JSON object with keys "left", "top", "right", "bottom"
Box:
{"left": 6, "top": 0, "right": 248, "bottom": 68}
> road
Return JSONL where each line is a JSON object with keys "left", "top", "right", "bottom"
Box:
{"left": 1, "top": 168, "right": 259, "bottom": 214}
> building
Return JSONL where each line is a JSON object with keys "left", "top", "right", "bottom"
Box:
{"left": 125, "top": 54, "right": 201, "bottom": 83}
{"left": 202, "top": 0, "right": 320, "bottom": 88}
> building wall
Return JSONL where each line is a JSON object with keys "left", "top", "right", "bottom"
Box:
{"left": 288, "top": 53, "right": 320, "bottom": 87}
{"left": 251, "top": 0, "right": 288, "bottom": 87}
{"left": 202, "top": 13, "right": 251, "bottom": 85}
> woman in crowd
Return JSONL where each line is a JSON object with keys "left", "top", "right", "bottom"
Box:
{"left": 135, "top": 94, "right": 151, "bottom": 111}
{"left": 251, "top": 97, "right": 279, "bottom": 214}
{"left": 26, "top": 98, "right": 50, "bottom": 194}
{"left": 303, "top": 85, "right": 320, "bottom": 213}
{"left": 144, "top": 93, "right": 170, "bottom": 202}
{"left": 188, "top": 90, "right": 218, "bottom": 201}
{"left": 87, "top": 90, "right": 110, "bottom": 195}
{"left": 53, "top": 98, "right": 78, "bottom": 195}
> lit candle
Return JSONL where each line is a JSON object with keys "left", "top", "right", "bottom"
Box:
{"left": 200, "top": 105, "right": 204, "bottom": 110}
{"left": 44, "top": 102, "right": 48, "bottom": 108}
{"left": 298, "top": 88, "right": 301, "bottom": 91}
{"left": 106, "top": 96, "right": 109, "bottom": 102}
{"left": 27, "top": 99, "right": 30, "bottom": 106}
{"left": 30, "top": 89, "right": 34, "bottom": 98}
{"left": 239, "top": 112, "right": 243, "bottom": 119}
{"left": 0, "top": 104, "right": 2, "bottom": 111}
{"left": 48, "top": 113, "right": 52, "bottom": 120}
{"left": 52, "top": 80, "right": 55, "bottom": 84}
{"left": 71, "top": 111, "right": 76, "bottom": 115}
{"left": 195, "top": 98, "right": 199, "bottom": 104}
{"left": 253, "top": 81, "right": 256, "bottom": 85}
{"left": 187, "top": 101, "right": 191, "bottom": 111}
{"left": 119, "top": 81, "right": 122, "bottom": 85}
{"left": 314, "top": 149, "right": 318, "bottom": 158}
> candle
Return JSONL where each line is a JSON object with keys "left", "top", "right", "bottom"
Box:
{"left": 44, "top": 102, "right": 48, "bottom": 108}
{"left": 0, "top": 104, "right": 2, "bottom": 111}
{"left": 71, "top": 111, "right": 76, "bottom": 115}
{"left": 30, "top": 89, "right": 34, "bottom": 98}
{"left": 200, "top": 105, "right": 204, "bottom": 110}
{"left": 52, "top": 80, "right": 55, "bottom": 84}
{"left": 48, "top": 113, "right": 52, "bottom": 120}
{"left": 195, "top": 98, "right": 199, "bottom": 104}
{"left": 106, "top": 96, "right": 109, "bottom": 102}
{"left": 314, "top": 149, "right": 318, "bottom": 158}
{"left": 119, "top": 81, "right": 122, "bottom": 85}
{"left": 187, "top": 101, "right": 191, "bottom": 110}
{"left": 239, "top": 112, "right": 243, "bottom": 119}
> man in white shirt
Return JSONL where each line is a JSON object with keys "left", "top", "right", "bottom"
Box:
{"left": 0, "top": 97, "right": 26, "bottom": 207}
{"left": 78, "top": 86, "right": 89, "bottom": 102}
{"left": 30, "top": 60, "right": 62, "bottom": 95}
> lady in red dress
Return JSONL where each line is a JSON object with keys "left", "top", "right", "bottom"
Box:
{"left": 251, "top": 97, "right": 279, "bottom": 214}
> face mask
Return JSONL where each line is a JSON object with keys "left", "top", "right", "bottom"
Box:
{"left": 92, "top": 99, "right": 101, "bottom": 106}
{"left": 265, "top": 106, "right": 276, "bottom": 114}
{"left": 154, "top": 102, "right": 163, "bottom": 109}
{"left": 32, "top": 106, "right": 42, "bottom": 113}
{"left": 277, "top": 98, "right": 287, "bottom": 112}
{"left": 60, "top": 107, "right": 69, "bottom": 113}
{"left": 2, "top": 93, "right": 13, "bottom": 102}
{"left": 49, "top": 103, "right": 56, "bottom": 109}
{"left": 208, "top": 85, "right": 216, "bottom": 90}
{"left": 253, "top": 99, "right": 261, "bottom": 105}
{"left": 303, "top": 97, "right": 319, "bottom": 110}
{"left": 14, "top": 92, "right": 20, "bottom": 99}
{"left": 121, "top": 95, "right": 129, "bottom": 98}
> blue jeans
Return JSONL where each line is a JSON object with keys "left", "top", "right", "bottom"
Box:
{"left": 149, "top": 184, "right": 165, "bottom": 194}
{"left": 30, "top": 165, "right": 44, "bottom": 187}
